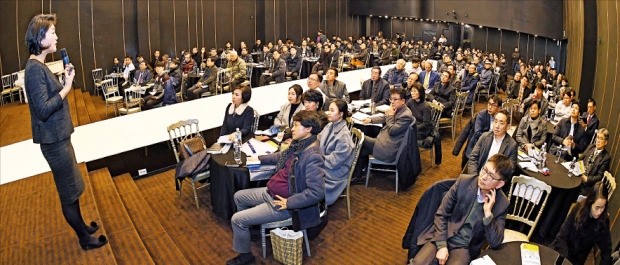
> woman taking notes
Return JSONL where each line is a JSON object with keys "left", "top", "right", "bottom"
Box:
{"left": 24, "top": 14, "right": 107, "bottom": 250}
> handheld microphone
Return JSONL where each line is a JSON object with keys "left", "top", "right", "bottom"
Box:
{"left": 59, "top": 48, "right": 73, "bottom": 75}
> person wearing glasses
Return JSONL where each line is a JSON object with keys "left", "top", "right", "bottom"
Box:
{"left": 467, "top": 110, "right": 518, "bottom": 176}
{"left": 410, "top": 154, "right": 513, "bottom": 265}
{"left": 460, "top": 95, "right": 502, "bottom": 169}
{"left": 578, "top": 128, "right": 611, "bottom": 195}
{"left": 351, "top": 88, "right": 414, "bottom": 183}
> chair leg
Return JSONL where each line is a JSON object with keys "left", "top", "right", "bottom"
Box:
{"left": 261, "top": 227, "right": 267, "bottom": 258}
{"left": 177, "top": 179, "right": 183, "bottom": 197}
{"left": 365, "top": 161, "right": 371, "bottom": 188}
{"left": 346, "top": 193, "right": 351, "bottom": 219}
{"left": 191, "top": 181, "right": 200, "bottom": 209}
{"left": 302, "top": 229, "right": 311, "bottom": 257}
{"left": 395, "top": 171, "right": 399, "bottom": 194}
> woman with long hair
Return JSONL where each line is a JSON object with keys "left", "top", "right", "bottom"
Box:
{"left": 551, "top": 182, "right": 612, "bottom": 265}
{"left": 24, "top": 14, "right": 107, "bottom": 250}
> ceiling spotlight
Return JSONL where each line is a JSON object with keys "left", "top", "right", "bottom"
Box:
{"left": 534, "top": 35, "right": 538, "bottom": 37}
{"left": 369, "top": 15, "right": 373, "bottom": 17}
{"left": 479, "top": 25, "right": 483, "bottom": 28}
{"left": 498, "top": 28, "right": 501, "bottom": 31}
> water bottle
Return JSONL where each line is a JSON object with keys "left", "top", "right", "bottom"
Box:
{"left": 233, "top": 128, "right": 242, "bottom": 164}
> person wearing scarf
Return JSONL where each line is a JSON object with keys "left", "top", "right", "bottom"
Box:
{"left": 227, "top": 111, "right": 325, "bottom": 265}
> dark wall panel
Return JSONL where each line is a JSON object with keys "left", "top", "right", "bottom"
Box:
{"left": 78, "top": 1, "right": 95, "bottom": 93}
{"left": 533, "top": 37, "right": 547, "bottom": 64}
{"left": 349, "top": 0, "right": 422, "bottom": 18}
{"left": 486, "top": 29, "right": 501, "bottom": 55}
{"left": 215, "top": 0, "right": 234, "bottom": 47}
{"left": 92, "top": 1, "right": 126, "bottom": 75}
{"left": 173, "top": 0, "right": 190, "bottom": 52}
{"left": 501, "top": 31, "right": 519, "bottom": 58}
{"left": 158, "top": 1, "right": 177, "bottom": 56}
{"left": 471, "top": 27, "right": 486, "bottom": 50}
{"left": 518, "top": 33, "right": 530, "bottom": 62}
{"left": 306, "top": 0, "right": 320, "bottom": 39}
{"left": 285, "top": 0, "right": 302, "bottom": 41}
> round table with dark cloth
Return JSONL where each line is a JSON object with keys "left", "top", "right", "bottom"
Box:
{"left": 300, "top": 58, "right": 318, "bottom": 79}
{"left": 250, "top": 64, "right": 266, "bottom": 88}
{"left": 517, "top": 152, "right": 582, "bottom": 244}
{"left": 209, "top": 150, "right": 252, "bottom": 220}
{"left": 479, "top": 241, "right": 572, "bottom": 265}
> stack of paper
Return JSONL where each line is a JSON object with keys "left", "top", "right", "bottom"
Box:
{"left": 351, "top": 112, "right": 384, "bottom": 127}
{"left": 520, "top": 243, "right": 541, "bottom": 265}
{"left": 561, "top": 160, "right": 585, "bottom": 175}
{"left": 470, "top": 255, "right": 497, "bottom": 265}
{"left": 351, "top": 99, "right": 370, "bottom": 108}
{"left": 241, "top": 138, "right": 278, "bottom": 156}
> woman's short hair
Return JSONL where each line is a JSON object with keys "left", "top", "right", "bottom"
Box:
{"left": 289, "top": 84, "right": 303, "bottom": 99}
{"left": 330, "top": 99, "right": 349, "bottom": 118}
{"left": 234, "top": 85, "right": 252, "bottom": 103}
{"left": 302, "top": 89, "right": 324, "bottom": 110}
{"left": 25, "top": 14, "right": 57, "bottom": 55}
{"left": 292, "top": 110, "right": 322, "bottom": 135}
{"left": 411, "top": 83, "right": 425, "bottom": 101}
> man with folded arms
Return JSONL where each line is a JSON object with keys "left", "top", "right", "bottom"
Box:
{"left": 360, "top": 66, "right": 390, "bottom": 106}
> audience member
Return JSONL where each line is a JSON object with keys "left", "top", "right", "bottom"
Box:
{"left": 352, "top": 88, "right": 414, "bottom": 183}
{"left": 460, "top": 64, "right": 479, "bottom": 104}
{"left": 428, "top": 71, "right": 457, "bottom": 117}
{"left": 227, "top": 111, "right": 325, "bottom": 265}
{"left": 180, "top": 52, "right": 196, "bottom": 74}
{"left": 121, "top": 56, "right": 135, "bottom": 84}
{"left": 551, "top": 103, "right": 587, "bottom": 159}
{"left": 515, "top": 100, "right": 548, "bottom": 151}
{"left": 301, "top": 89, "right": 329, "bottom": 129}
{"left": 227, "top": 50, "right": 248, "bottom": 90}
{"left": 111, "top": 57, "right": 122, "bottom": 73}
{"left": 406, "top": 83, "right": 433, "bottom": 140}
{"left": 320, "top": 67, "right": 350, "bottom": 109}
{"left": 133, "top": 61, "right": 153, "bottom": 86}
{"left": 411, "top": 154, "right": 513, "bottom": 265}
{"left": 311, "top": 45, "right": 334, "bottom": 74}
{"left": 467, "top": 110, "right": 517, "bottom": 175}
{"left": 522, "top": 83, "right": 549, "bottom": 116}
{"left": 259, "top": 50, "right": 286, "bottom": 86}
{"left": 579, "top": 128, "right": 611, "bottom": 195}
{"left": 350, "top": 43, "right": 369, "bottom": 68}
{"left": 186, "top": 57, "right": 218, "bottom": 99}
{"left": 383, "top": 59, "right": 408, "bottom": 87}
{"left": 551, "top": 182, "right": 612, "bottom": 265}
{"left": 220, "top": 85, "right": 255, "bottom": 139}
{"left": 167, "top": 59, "right": 183, "bottom": 93}
{"left": 274, "top": 84, "right": 305, "bottom": 130}
{"left": 360, "top": 66, "right": 390, "bottom": 105}
{"left": 319, "top": 99, "right": 355, "bottom": 205}
{"left": 579, "top": 98, "right": 600, "bottom": 142}
{"left": 285, "top": 47, "right": 302, "bottom": 80}
{"left": 554, "top": 90, "right": 575, "bottom": 122}
{"left": 419, "top": 61, "right": 439, "bottom": 91}
{"left": 143, "top": 62, "right": 177, "bottom": 110}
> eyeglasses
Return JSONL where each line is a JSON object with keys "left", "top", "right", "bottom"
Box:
{"left": 481, "top": 166, "right": 502, "bottom": 182}
{"left": 488, "top": 102, "right": 499, "bottom": 107}
{"left": 389, "top": 98, "right": 403, "bottom": 102}
{"left": 307, "top": 77, "right": 319, "bottom": 82}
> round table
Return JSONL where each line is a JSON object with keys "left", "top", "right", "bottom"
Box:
{"left": 209, "top": 150, "right": 251, "bottom": 220}
{"left": 517, "top": 152, "right": 582, "bottom": 243}
{"left": 479, "top": 241, "right": 572, "bottom": 265}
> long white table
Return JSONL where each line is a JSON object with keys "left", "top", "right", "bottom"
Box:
{"left": 0, "top": 65, "right": 394, "bottom": 184}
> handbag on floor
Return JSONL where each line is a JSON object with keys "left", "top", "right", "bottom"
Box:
{"left": 270, "top": 228, "right": 303, "bottom": 265}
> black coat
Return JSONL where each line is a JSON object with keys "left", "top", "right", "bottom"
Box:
{"left": 396, "top": 122, "right": 422, "bottom": 191}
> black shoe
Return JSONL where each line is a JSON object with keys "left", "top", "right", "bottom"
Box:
{"left": 79, "top": 235, "right": 108, "bottom": 251}
{"left": 85, "top": 221, "right": 99, "bottom": 234}
{"left": 226, "top": 253, "right": 255, "bottom": 265}
{"left": 350, "top": 177, "right": 366, "bottom": 185}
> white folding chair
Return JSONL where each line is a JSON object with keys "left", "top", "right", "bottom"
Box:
{"left": 503, "top": 175, "right": 552, "bottom": 243}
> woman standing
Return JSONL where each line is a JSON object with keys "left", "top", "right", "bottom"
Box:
{"left": 551, "top": 182, "right": 612, "bottom": 265}
{"left": 24, "top": 14, "right": 107, "bottom": 250}
{"left": 319, "top": 100, "right": 354, "bottom": 205}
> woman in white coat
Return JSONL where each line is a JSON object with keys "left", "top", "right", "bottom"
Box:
{"left": 319, "top": 99, "right": 355, "bottom": 205}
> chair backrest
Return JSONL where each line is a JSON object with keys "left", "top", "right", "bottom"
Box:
{"left": 100, "top": 78, "right": 117, "bottom": 99}
{"left": 506, "top": 175, "right": 552, "bottom": 239}
{"left": 1, "top": 75, "right": 11, "bottom": 89}
{"left": 589, "top": 129, "right": 599, "bottom": 146}
{"left": 215, "top": 68, "right": 231, "bottom": 94}
{"left": 92, "top": 68, "right": 103, "bottom": 83}
{"left": 428, "top": 102, "right": 443, "bottom": 129}
{"left": 603, "top": 171, "right": 616, "bottom": 199}
{"left": 167, "top": 119, "right": 203, "bottom": 163}
{"left": 454, "top": 91, "right": 469, "bottom": 116}
{"left": 10, "top": 73, "right": 18, "bottom": 87}
{"left": 346, "top": 128, "right": 365, "bottom": 194}
{"left": 252, "top": 109, "right": 260, "bottom": 133}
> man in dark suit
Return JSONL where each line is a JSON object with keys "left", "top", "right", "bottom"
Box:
{"left": 186, "top": 57, "right": 218, "bottom": 99}
{"left": 579, "top": 128, "right": 611, "bottom": 194}
{"left": 579, "top": 98, "right": 600, "bottom": 143}
{"left": 258, "top": 50, "right": 286, "bottom": 86}
{"left": 352, "top": 88, "right": 414, "bottom": 183}
{"left": 133, "top": 61, "right": 153, "bottom": 86}
{"left": 419, "top": 61, "right": 439, "bottom": 91}
{"left": 359, "top": 66, "right": 390, "bottom": 106}
{"left": 467, "top": 110, "right": 518, "bottom": 176}
{"left": 428, "top": 70, "right": 457, "bottom": 117}
{"left": 461, "top": 95, "right": 502, "bottom": 169}
{"left": 460, "top": 64, "right": 479, "bottom": 104}
{"left": 552, "top": 103, "right": 588, "bottom": 159}
{"left": 411, "top": 154, "right": 513, "bottom": 265}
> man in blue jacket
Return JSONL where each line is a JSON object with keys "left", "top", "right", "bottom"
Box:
{"left": 227, "top": 111, "right": 325, "bottom": 265}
